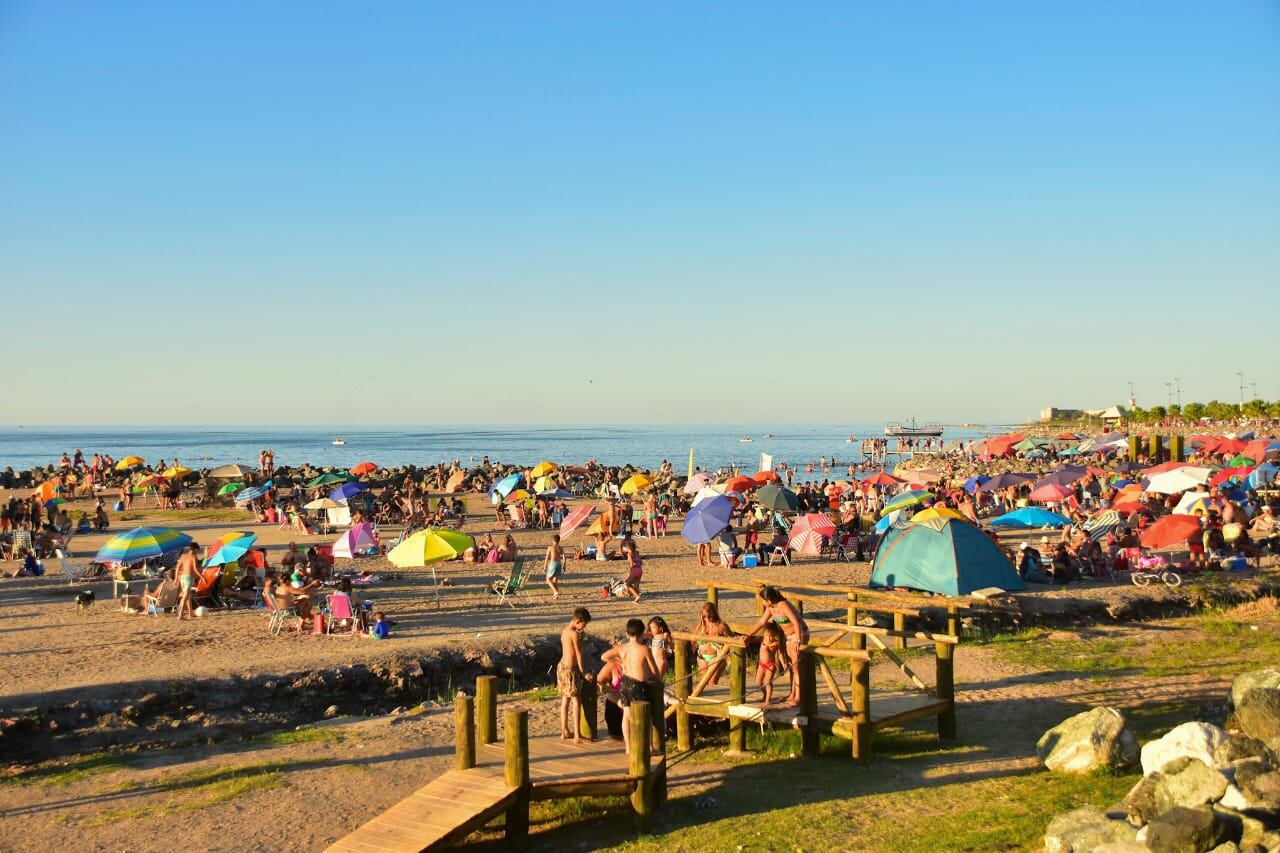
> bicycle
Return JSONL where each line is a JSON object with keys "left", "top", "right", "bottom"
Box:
{"left": 1130, "top": 555, "right": 1181, "bottom": 587}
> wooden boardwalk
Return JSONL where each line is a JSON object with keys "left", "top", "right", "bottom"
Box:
{"left": 327, "top": 697, "right": 665, "bottom": 853}
{"left": 684, "top": 683, "right": 950, "bottom": 731}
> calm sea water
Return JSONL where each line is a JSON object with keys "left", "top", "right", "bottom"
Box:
{"left": 0, "top": 425, "right": 989, "bottom": 474}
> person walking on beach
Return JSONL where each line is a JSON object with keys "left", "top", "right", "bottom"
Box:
{"left": 544, "top": 534, "right": 565, "bottom": 600}
{"left": 175, "top": 542, "right": 200, "bottom": 620}
{"left": 557, "top": 607, "right": 592, "bottom": 742}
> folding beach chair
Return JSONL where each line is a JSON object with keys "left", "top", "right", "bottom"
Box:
{"left": 325, "top": 593, "right": 362, "bottom": 636}
{"left": 488, "top": 559, "right": 531, "bottom": 608}
{"left": 263, "top": 589, "right": 301, "bottom": 636}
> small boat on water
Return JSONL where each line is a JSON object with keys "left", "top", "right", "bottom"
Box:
{"left": 883, "top": 419, "right": 944, "bottom": 438}
{"left": 762, "top": 433, "right": 773, "bottom": 439}
{"left": 739, "top": 436, "right": 752, "bottom": 443}
{"left": 332, "top": 438, "right": 347, "bottom": 446}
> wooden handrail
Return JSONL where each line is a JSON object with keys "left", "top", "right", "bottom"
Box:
{"left": 669, "top": 630, "right": 749, "bottom": 648}
{"left": 801, "top": 617, "right": 959, "bottom": 644}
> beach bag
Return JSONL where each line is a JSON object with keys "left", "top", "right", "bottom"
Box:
{"left": 485, "top": 549, "right": 500, "bottom": 563}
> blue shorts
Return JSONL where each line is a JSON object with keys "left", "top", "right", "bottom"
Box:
{"left": 546, "top": 560, "right": 564, "bottom": 580}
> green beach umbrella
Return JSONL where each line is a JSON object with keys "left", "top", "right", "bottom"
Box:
{"left": 217, "top": 482, "right": 245, "bottom": 496}
{"left": 1228, "top": 455, "right": 1255, "bottom": 468}
{"left": 1013, "top": 436, "right": 1052, "bottom": 452}
{"left": 881, "top": 489, "right": 935, "bottom": 516}
{"left": 306, "top": 472, "right": 352, "bottom": 489}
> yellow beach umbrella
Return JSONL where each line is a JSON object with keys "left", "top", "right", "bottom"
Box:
{"left": 504, "top": 489, "right": 533, "bottom": 504}
{"left": 912, "top": 506, "right": 966, "bottom": 524}
{"left": 163, "top": 466, "right": 192, "bottom": 479}
{"left": 533, "top": 475, "right": 558, "bottom": 494}
{"left": 530, "top": 461, "right": 558, "bottom": 478}
{"left": 387, "top": 528, "right": 475, "bottom": 567}
{"left": 115, "top": 456, "right": 144, "bottom": 471}
{"left": 620, "top": 473, "right": 653, "bottom": 495}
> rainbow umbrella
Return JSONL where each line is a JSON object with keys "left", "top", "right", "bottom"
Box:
{"left": 95, "top": 527, "right": 192, "bottom": 565}
{"left": 204, "top": 531, "right": 257, "bottom": 566}
{"left": 387, "top": 528, "right": 475, "bottom": 567}
{"left": 504, "top": 489, "right": 533, "bottom": 504}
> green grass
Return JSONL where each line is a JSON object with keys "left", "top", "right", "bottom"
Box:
{"left": 261, "top": 726, "right": 349, "bottom": 746}
{"left": 87, "top": 762, "right": 285, "bottom": 826}
{"left": 2, "top": 751, "right": 134, "bottom": 788}
{"left": 986, "top": 613, "right": 1280, "bottom": 679}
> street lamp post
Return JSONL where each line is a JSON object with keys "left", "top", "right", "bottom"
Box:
{"left": 1237, "top": 371, "right": 1245, "bottom": 414}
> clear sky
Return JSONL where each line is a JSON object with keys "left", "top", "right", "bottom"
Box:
{"left": 2, "top": 2, "right": 1277, "bottom": 426}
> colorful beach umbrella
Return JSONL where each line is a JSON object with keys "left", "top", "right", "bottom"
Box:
{"left": 881, "top": 490, "right": 934, "bottom": 516}
{"left": 1140, "top": 514, "right": 1202, "bottom": 550}
{"left": 723, "top": 475, "right": 756, "bottom": 494}
{"left": 788, "top": 513, "right": 835, "bottom": 556}
{"left": 44, "top": 497, "right": 66, "bottom": 508}
{"left": 332, "top": 522, "right": 379, "bottom": 558}
{"left": 504, "top": 489, "right": 533, "bottom": 504}
{"left": 330, "top": 482, "right": 366, "bottom": 501}
{"left": 387, "top": 528, "right": 475, "bottom": 567}
{"left": 209, "top": 463, "right": 257, "bottom": 479}
{"left": 620, "top": 473, "right": 653, "bottom": 495}
{"left": 987, "top": 507, "right": 1071, "bottom": 528}
{"left": 235, "top": 483, "right": 271, "bottom": 502}
{"left": 306, "top": 472, "right": 352, "bottom": 489}
{"left": 560, "top": 504, "right": 596, "bottom": 538}
{"left": 530, "top": 461, "right": 558, "bottom": 478}
{"left": 681, "top": 496, "right": 733, "bottom": 545}
{"left": 204, "top": 531, "right": 257, "bottom": 567}
{"left": 1028, "top": 483, "right": 1073, "bottom": 503}
{"left": 115, "top": 456, "right": 144, "bottom": 471}
{"left": 350, "top": 461, "right": 379, "bottom": 477}
{"left": 755, "top": 484, "right": 799, "bottom": 513}
{"left": 95, "top": 527, "right": 192, "bottom": 565}
{"left": 162, "top": 466, "right": 192, "bottom": 479}
{"left": 489, "top": 473, "right": 523, "bottom": 502}
{"left": 683, "top": 472, "right": 714, "bottom": 494}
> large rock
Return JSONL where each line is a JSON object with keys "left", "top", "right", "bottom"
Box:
{"left": 1215, "top": 736, "right": 1276, "bottom": 768}
{"left": 1123, "top": 773, "right": 1163, "bottom": 825}
{"left": 1143, "top": 805, "right": 1232, "bottom": 853}
{"left": 1239, "top": 769, "right": 1280, "bottom": 811}
{"left": 1214, "top": 807, "right": 1269, "bottom": 851}
{"left": 1037, "top": 707, "right": 1139, "bottom": 773}
{"left": 1154, "top": 757, "right": 1230, "bottom": 813}
{"left": 1232, "top": 670, "right": 1280, "bottom": 710}
{"left": 1044, "top": 806, "right": 1138, "bottom": 853}
{"left": 1236, "top": 689, "right": 1280, "bottom": 745}
{"left": 1143, "top": 722, "right": 1231, "bottom": 775}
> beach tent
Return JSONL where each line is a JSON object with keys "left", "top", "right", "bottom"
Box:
{"left": 987, "top": 507, "right": 1071, "bottom": 528}
{"left": 332, "top": 522, "right": 378, "bottom": 558}
{"left": 871, "top": 520, "right": 1025, "bottom": 595}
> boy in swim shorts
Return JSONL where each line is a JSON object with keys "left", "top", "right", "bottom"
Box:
{"left": 558, "top": 608, "right": 592, "bottom": 742}
{"left": 544, "top": 534, "right": 565, "bottom": 600}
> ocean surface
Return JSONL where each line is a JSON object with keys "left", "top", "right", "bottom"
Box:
{"left": 0, "top": 425, "right": 990, "bottom": 474}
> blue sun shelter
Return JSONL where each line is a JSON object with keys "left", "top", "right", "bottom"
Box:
{"left": 871, "top": 519, "right": 1025, "bottom": 595}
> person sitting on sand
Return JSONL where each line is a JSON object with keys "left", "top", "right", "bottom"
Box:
{"left": 497, "top": 534, "right": 517, "bottom": 562}
{"left": 368, "top": 611, "right": 391, "bottom": 639}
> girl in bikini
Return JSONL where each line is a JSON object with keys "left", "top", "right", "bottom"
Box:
{"left": 743, "top": 586, "right": 809, "bottom": 707}
{"left": 755, "top": 621, "right": 786, "bottom": 703}
{"left": 694, "top": 602, "right": 733, "bottom": 686}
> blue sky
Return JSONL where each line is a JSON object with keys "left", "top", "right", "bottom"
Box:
{"left": 2, "top": 1, "right": 1277, "bottom": 425}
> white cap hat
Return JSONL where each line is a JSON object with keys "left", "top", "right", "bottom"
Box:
{"left": 1019, "top": 542, "right": 1029, "bottom": 550}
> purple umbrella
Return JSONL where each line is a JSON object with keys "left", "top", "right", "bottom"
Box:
{"left": 330, "top": 482, "right": 367, "bottom": 501}
{"left": 1034, "top": 466, "right": 1088, "bottom": 488}
{"left": 976, "top": 472, "right": 1034, "bottom": 492}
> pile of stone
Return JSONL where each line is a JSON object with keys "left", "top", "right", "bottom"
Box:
{"left": 1037, "top": 668, "right": 1280, "bottom": 852}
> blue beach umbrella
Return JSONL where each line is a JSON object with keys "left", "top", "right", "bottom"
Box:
{"left": 964, "top": 475, "right": 990, "bottom": 495}
{"left": 235, "top": 483, "right": 271, "bottom": 502}
{"left": 1248, "top": 464, "right": 1278, "bottom": 489}
{"left": 681, "top": 496, "right": 733, "bottom": 545}
{"left": 987, "top": 507, "right": 1072, "bottom": 528}
{"left": 205, "top": 531, "right": 258, "bottom": 567}
{"left": 95, "top": 526, "right": 192, "bottom": 565}
{"left": 488, "top": 473, "right": 523, "bottom": 503}
{"left": 330, "top": 482, "right": 366, "bottom": 501}
{"left": 537, "top": 488, "right": 574, "bottom": 499}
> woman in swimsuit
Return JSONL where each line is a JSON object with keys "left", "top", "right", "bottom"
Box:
{"left": 743, "top": 586, "right": 809, "bottom": 707}
{"left": 693, "top": 602, "right": 733, "bottom": 686}
{"left": 646, "top": 616, "right": 672, "bottom": 677}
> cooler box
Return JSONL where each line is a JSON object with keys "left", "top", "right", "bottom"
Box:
{"left": 741, "top": 554, "right": 759, "bottom": 568}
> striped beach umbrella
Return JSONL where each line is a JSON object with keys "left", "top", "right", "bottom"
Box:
{"left": 560, "top": 504, "right": 596, "bottom": 538}
{"left": 95, "top": 527, "right": 192, "bottom": 565}
{"left": 1083, "top": 510, "right": 1123, "bottom": 541}
{"left": 204, "top": 531, "right": 257, "bottom": 566}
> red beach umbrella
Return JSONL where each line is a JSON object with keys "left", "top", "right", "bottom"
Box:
{"left": 560, "top": 504, "right": 596, "bottom": 538}
{"left": 350, "top": 461, "right": 378, "bottom": 476}
{"left": 751, "top": 470, "right": 780, "bottom": 485}
{"left": 861, "top": 472, "right": 903, "bottom": 488}
{"left": 1140, "top": 514, "right": 1202, "bottom": 550}
{"left": 1028, "top": 483, "right": 1072, "bottom": 503}
{"left": 724, "top": 476, "right": 756, "bottom": 494}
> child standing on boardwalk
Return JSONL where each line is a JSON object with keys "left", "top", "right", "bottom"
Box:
{"left": 756, "top": 621, "right": 787, "bottom": 703}
{"left": 604, "top": 618, "right": 660, "bottom": 755}
{"left": 558, "top": 608, "right": 593, "bottom": 742}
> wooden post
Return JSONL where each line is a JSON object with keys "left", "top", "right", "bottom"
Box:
{"left": 798, "top": 649, "right": 819, "bottom": 757}
{"left": 848, "top": 592, "right": 866, "bottom": 653}
{"left": 503, "top": 708, "right": 530, "bottom": 843}
{"left": 476, "top": 675, "right": 498, "bottom": 745}
{"left": 936, "top": 640, "right": 956, "bottom": 740}
{"left": 706, "top": 584, "right": 718, "bottom": 607}
{"left": 628, "top": 700, "right": 653, "bottom": 828}
{"left": 851, "top": 658, "right": 870, "bottom": 764}
{"left": 892, "top": 610, "right": 906, "bottom": 650}
{"left": 728, "top": 645, "right": 747, "bottom": 754}
{"left": 674, "top": 639, "right": 692, "bottom": 751}
{"left": 946, "top": 605, "right": 959, "bottom": 639}
{"left": 579, "top": 677, "right": 598, "bottom": 741}
{"left": 454, "top": 693, "right": 475, "bottom": 770}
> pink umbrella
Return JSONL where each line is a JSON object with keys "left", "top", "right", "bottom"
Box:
{"left": 1028, "top": 483, "right": 1072, "bottom": 503}
{"left": 683, "top": 472, "right": 713, "bottom": 494}
{"left": 332, "top": 522, "right": 378, "bottom": 558}
{"left": 788, "top": 513, "right": 836, "bottom": 556}
{"left": 560, "top": 504, "right": 596, "bottom": 538}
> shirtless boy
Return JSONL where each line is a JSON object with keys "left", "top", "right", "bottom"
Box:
{"left": 544, "top": 534, "right": 565, "bottom": 600}
{"left": 558, "top": 608, "right": 593, "bottom": 742}
{"left": 603, "top": 618, "right": 660, "bottom": 754}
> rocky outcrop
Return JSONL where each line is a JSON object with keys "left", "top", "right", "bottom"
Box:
{"left": 1037, "top": 706, "right": 1138, "bottom": 773}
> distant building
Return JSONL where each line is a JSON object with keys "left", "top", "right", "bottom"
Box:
{"left": 1086, "top": 405, "right": 1127, "bottom": 423}
{"left": 1040, "top": 407, "right": 1084, "bottom": 421}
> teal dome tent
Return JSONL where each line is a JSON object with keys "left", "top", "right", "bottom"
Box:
{"left": 871, "top": 519, "right": 1025, "bottom": 596}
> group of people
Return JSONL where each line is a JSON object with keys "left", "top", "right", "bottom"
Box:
{"left": 554, "top": 586, "right": 811, "bottom": 751}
